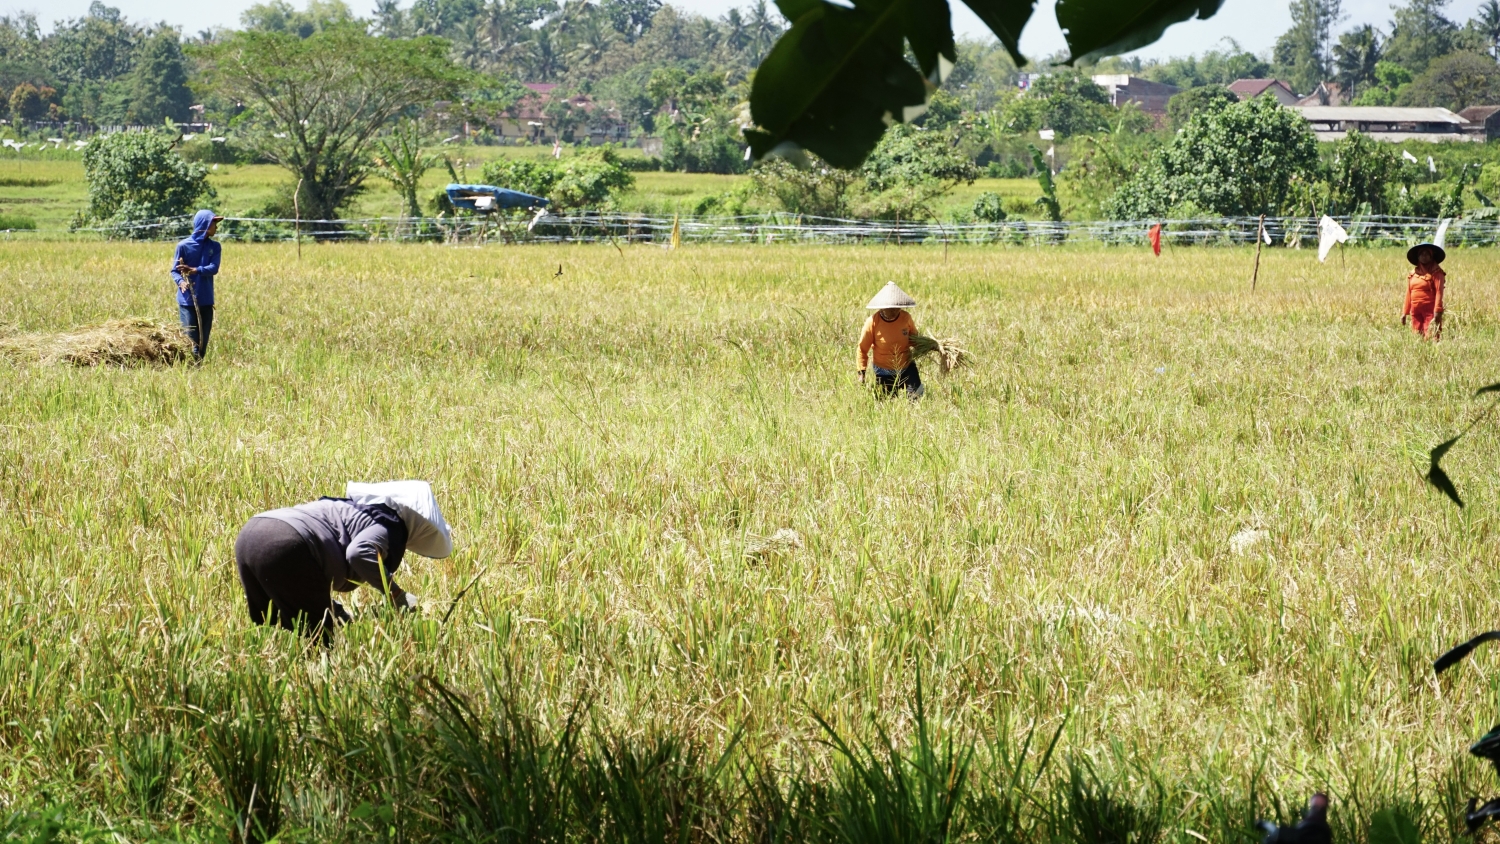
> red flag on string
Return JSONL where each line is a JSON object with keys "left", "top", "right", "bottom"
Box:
{"left": 1148, "top": 223, "right": 1162, "bottom": 256}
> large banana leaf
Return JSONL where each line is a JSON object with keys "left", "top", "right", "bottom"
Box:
{"left": 747, "top": 0, "right": 1224, "bottom": 167}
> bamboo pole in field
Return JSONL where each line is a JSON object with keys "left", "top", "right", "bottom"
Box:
{"left": 1252, "top": 214, "right": 1265, "bottom": 292}
{"left": 294, "top": 177, "right": 304, "bottom": 260}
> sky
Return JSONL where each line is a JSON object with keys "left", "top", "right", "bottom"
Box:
{"left": 6, "top": 0, "right": 1494, "bottom": 63}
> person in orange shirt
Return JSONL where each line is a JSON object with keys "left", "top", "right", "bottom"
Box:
{"left": 1403, "top": 242, "right": 1446, "bottom": 340}
{"left": 857, "top": 281, "right": 924, "bottom": 399}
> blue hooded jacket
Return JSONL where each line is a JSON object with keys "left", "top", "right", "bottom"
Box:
{"left": 170, "top": 209, "right": 223, "bottom": 307}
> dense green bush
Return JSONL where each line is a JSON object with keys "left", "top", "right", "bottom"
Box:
{"left": 1165, "top": 85, "right": 1238, "bottom": 130}
{"left": 1105, "top": 97, "right": 1318, "bottom": 219}
{"left": 74, "top": 131, "right": 215, "bottom": 237}
{"left": 479, "top": 148, "right": 635, "bottom": 212}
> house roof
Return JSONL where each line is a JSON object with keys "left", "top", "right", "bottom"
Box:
{"left": 523, "top": 82, "right": 558, "bottom": 94}
{"left": 1090, "top": 74, "right": 1180, "bottom": 94}
{"left": 1294, "top": 106, "right": 1466, "bottom": 124}
{"left": 1460, "top": 105, "right": 1500, "bottom": 122}
{"left": 1228, "top": 78, "right": 1293, "bottom": 96}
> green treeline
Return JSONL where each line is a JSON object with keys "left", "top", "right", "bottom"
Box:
{"left": 10, "top": 0, "right": 1500, "bottom": 222}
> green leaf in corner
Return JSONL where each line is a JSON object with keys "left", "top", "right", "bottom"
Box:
{"left": 956, "top": 0, "right": 1036, "bottom": 64}
{"left": 1056, "top": 0, "right": 1224, "bottom": 64}
{"left": 1427, "top": 433, "right": 1465, "bottom": 508}
{"left": 747, "top": 0, "right": 946, "bottom": 168}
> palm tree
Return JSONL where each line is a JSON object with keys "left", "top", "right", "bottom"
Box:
{"left": 745, "top": 0, "right": 784, "bottom": 63}
{"left": 722, "top": 8, "right": 749, "bottom": 53}
{"left": 1333, "top": 24, "right": 1381, "bottom": 98}
{"left": 1479, "top": 0, "right": 1500, "bottom": 61}
{"left": 526, "top": 27, "right": 562, "bottom": 81}
{"left": 566, "top": 15, "right": 614, "bottom": 68}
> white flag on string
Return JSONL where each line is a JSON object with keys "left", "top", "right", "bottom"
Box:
{"left": 1263, "top": 224, "right": 1272, "bottom": 245}
{"left": 1318, "top": 215, "right": 1348, "bottom": 263}
{"left": 1403, "top": 150, "right": 1419, "bottom": 163}
{"left": 1428, "top": 155, "right": 1437, "bottom": 173}
{"left": 1435, "top": 217, "right": 1452, "bottom": 248}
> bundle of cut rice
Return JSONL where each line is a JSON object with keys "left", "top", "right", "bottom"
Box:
{"left": 909, "top": 333, "right": 971, "bottom": 374}
{"left": 0, "top": 318, "right": 194, "bottom": 367}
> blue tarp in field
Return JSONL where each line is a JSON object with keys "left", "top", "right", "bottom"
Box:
{"left": 445, "top": 184, "right": 549, "bottom": 212}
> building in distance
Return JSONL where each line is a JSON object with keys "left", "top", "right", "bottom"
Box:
{"left": 1089, "top": 75, "right": 1180, "bottom": 116}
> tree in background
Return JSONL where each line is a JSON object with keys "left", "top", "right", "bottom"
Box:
{"left": 126, "top": 29, "right": 193, "bottom": 124}
{"left": 749, "top": 156, "right": 856, "bottom": 218}
{"left": 479, "top": 147, "right": 633, "bottom": 211}
{"left": 1384, "top": 0, "right": 1458, "bottom": 74}
{"left": 76, "top": 131, "right": 214, "bottom": 235}
{"left": 856, "top": 122, "right": 978, "bottom": 219}
{"left": 241, "top": 0, "right": 356, "bottom": 38}
{"left": 1136, "top": 40, "right": 1269, "bottom": 88}
{"left": 8, "top": 82, "right": 46, "bottom": 119}
{"left": 199, "top": 27, "right": 467, "bottom": 225}
{"left": 1321, "top": 130, "right": 1398, "bottom": 214}
{"left": 1352, "top": 60, "right": 1414, "bottom": 104}
{"left": 1477, "top": 0, "right": 1500, "bottom": 61}
{"left": 1397, "top": 50, "right": 1500, "bottom": 110}
{"left": 1061, "top": 106, "right": 1158, "bottom": 218}
{"left": 994, "top": 73, "right": 1114, "bottom": 138}
{"left": 372, "top": 119, "right": 438, "bottom": 219}
{"left": 1029, "top": 144, "right": 1062, "bottom": 223}
{"left": 1165, "top": 85, "right": 1237, "bottom": 130}
{"left": 1106, "top": 96, "right": 1318, "bottom": 219}
{"left": 45, "top": 3, "right": 139, "bottom": 89}
{"left": 1274, "top": 0, "right": 1343, "bottom": 93}
{"left": 1333, "top": 25, "right": 1381, "bottom": 98}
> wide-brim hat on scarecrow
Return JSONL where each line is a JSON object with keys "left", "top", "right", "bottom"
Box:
{"left": 346, "top": 480, "right": 453, "bottom": 559}
{"left": 1407, "top": 242, "right": 1446, "bottom": 265}
{"left": 866, "top": 281, "right": 917, "bottom": 310}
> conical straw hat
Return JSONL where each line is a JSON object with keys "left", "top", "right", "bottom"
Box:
{"left": 866, "top": 281, "right": 917, "bottom": 309}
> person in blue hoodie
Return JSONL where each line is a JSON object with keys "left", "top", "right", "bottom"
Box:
{"left": 170, "top": 209, "right": 224, "bottom": 360}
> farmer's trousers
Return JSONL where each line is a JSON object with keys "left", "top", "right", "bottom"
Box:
{"left": 178, "top": 304, "right": 214, "bottom": 360}
{"left": 1410, "top": 306, "right": 1439, "bottom": 339}
{"left": 234, "top": 517, "right": 334, "bottom": 641}
{"left": 873, "top": 364, "right": 924, "bottom": 400}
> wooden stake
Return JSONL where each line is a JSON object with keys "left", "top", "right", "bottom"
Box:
{"left": 293, "top": 177, "right": 304, "bottom": 260}
{"left": 1251, "top": 214, "right": 1265, "bottom": 292}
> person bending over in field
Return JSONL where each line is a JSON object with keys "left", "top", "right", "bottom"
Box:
{"left": 1403, "top": 242, "right": 1446, "bottom": 340}
{"left": 170, "top": 209, "right": 224, "bottom": 361}
{"left": 858, "top": 281, "right": 924, "bottom": 400}
{"left": 233, "top": 481, "right": 452, "bottom": 643}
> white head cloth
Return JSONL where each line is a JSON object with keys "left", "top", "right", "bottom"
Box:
{"left": 346, "top": 480, "right": 453, "bottom": 559}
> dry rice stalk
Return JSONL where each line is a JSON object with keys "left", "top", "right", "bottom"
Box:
{"left": 909, "top": 333, "right": 971, "bottom": 374}
{"left": 745, "top": 528, "right": 803, "bottom": 561}
{"left": 0, "top": 318, "right": 194, "bottom": 367}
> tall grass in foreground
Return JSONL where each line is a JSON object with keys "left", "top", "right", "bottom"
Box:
{"left": 6, "top": 242, "right": 1500, "bottom": 838}
{"left": 0, "top": 668, "right": 1478, "bottom": 842}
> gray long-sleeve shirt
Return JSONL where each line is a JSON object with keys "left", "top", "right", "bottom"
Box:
{"left": 252, "top": 499, "right": 399, "bottom": 592}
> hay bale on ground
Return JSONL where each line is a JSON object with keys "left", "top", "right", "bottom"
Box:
{"left": 0, "top": 318, "right": 194, "bottom": 367}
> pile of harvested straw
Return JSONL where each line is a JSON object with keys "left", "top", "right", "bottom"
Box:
{"left": 0, "top": 318, "right": 194, "bottom": 367}
{"left": 909, "top": 333, "right": 971, "bottom": 374}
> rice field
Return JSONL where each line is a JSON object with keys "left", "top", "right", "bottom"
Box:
{"left": 4, "top": 240, "right": 1500, "bottom": 841}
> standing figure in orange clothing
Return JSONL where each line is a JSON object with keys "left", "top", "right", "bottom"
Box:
{"left": 1403, "top": 242, "right": 1446, "bottom": 340}
{"left": 857, "top": 281, "right": 923, "bottom": 400}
